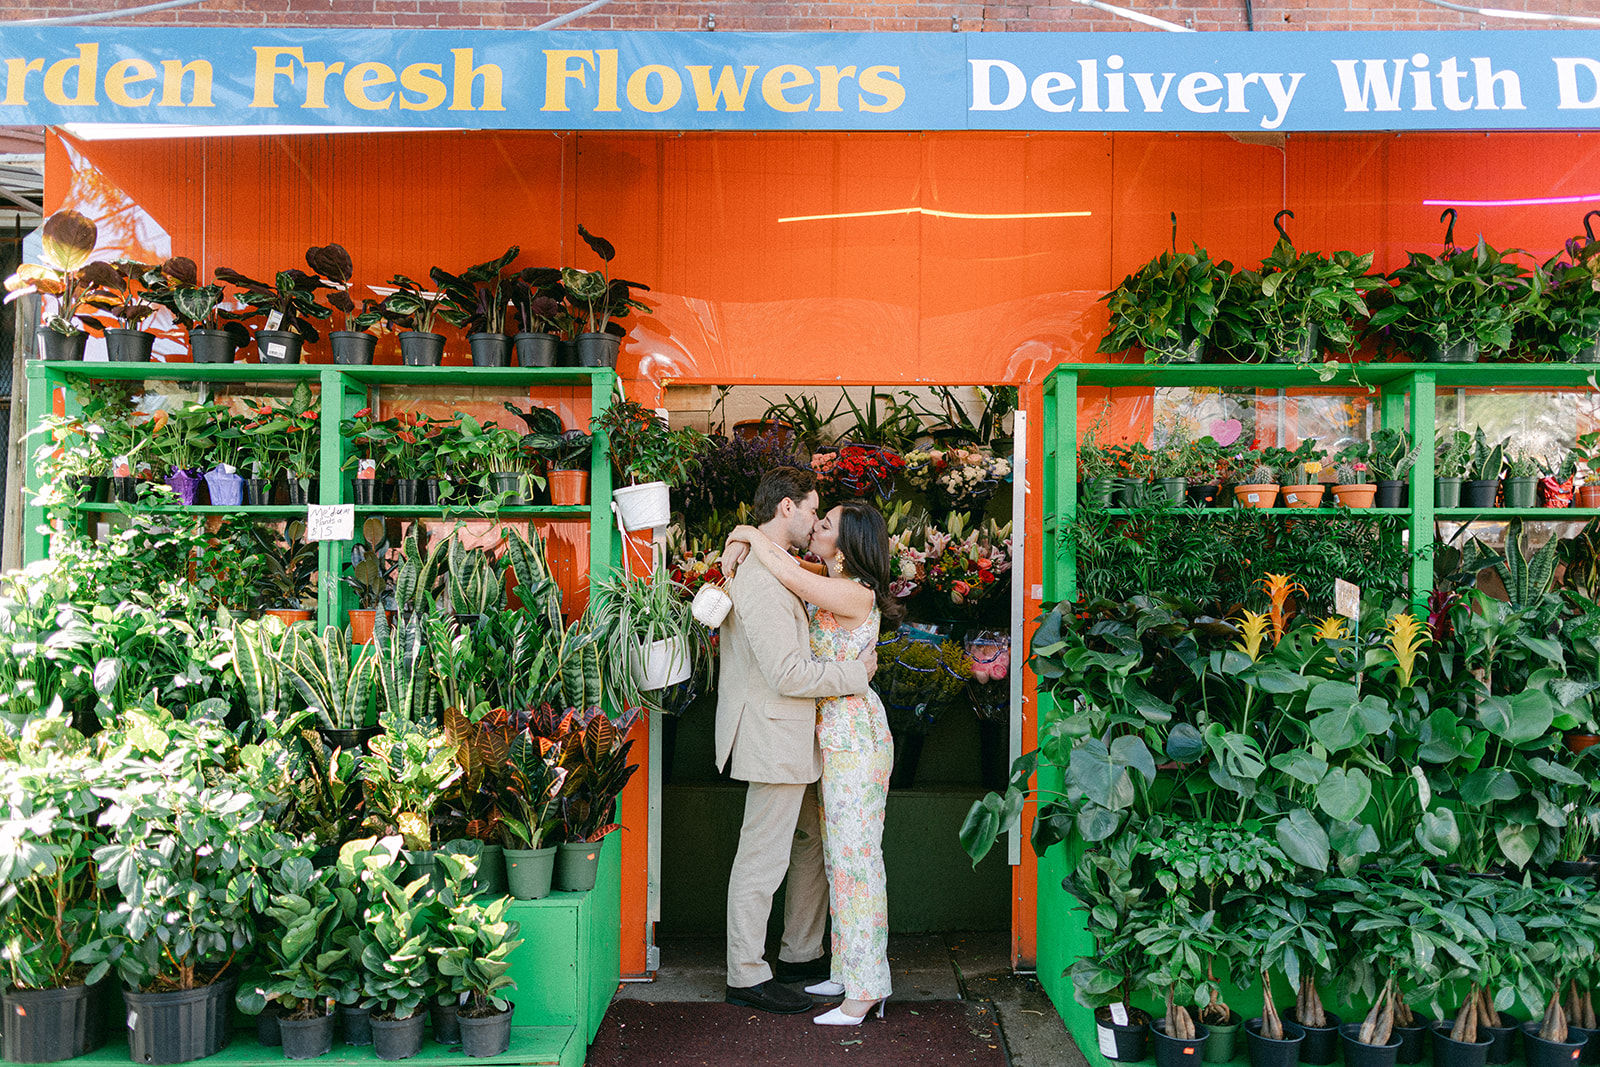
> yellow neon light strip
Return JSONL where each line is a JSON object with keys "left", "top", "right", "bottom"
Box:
{"left": 778, "top": 207, "right": 1092, "bottom": 223}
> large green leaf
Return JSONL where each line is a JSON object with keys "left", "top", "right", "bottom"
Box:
{"left": 1496, "top": 822, "right": 1539, "bottom": 869}
{"left": 1276, "top": 807, "right": 1330, "bottom": 871}
{"left": 1458, "top": 767, "right": 1521, "bottom": 806}
{"left": 1272, "top": 750, "right": 1329, "bottom": 786}
{"left": 1315, "top": 767, "right": 1373, "bottom": 822}
{"left": 1203, "top": 724, "right": 1266, "bottom": 780}
{"left": 1477, "top": 690, "right": 1554, "bottom": 746}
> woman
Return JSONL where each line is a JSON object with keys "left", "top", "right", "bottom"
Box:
{"left": 723, "top": 500, "right": 902, "bottom": 1026}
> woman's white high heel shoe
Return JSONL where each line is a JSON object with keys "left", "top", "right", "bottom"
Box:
{"left": 813, "top": 999, "right": 886, "bottom": 1026}
{"left": 805, "top": 981, "right": 845, "bottom": 997}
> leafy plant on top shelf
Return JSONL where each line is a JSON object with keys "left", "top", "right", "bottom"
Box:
{"left": 508, "top": 267, "right": 567, "bottom": 336}
{"left": 306, "top": 243, "right": 384, "bottom": 334}
{"left": 214, "top": 263, "right": 333, "bottom": 342}
{"left": 377, "top": 274, "right": 449, "bottom": 334}
{"left": 432, "top": 245, "right": 520, "bottom": 336}
{"left": 141, "top": 257, "right": 250, "bottom": 343}
{"left": 591, "top": 400, "right": 707, "bottom": 489}
{"left": 1099, "top": 220, "right": 1234, "bottom": 362}
{"left": 1520, "top": 225, "right": 1600, "bottom": 361}
{"left": 88, "top": 259, "right": 160, "bottom": 332}
{"left": 1366, "top": 227, "right": 1535, "bottom": 359}
{"left": 563, "top": 225, "right": 650, "bottom": 336}
{"left": 1367, "top": 428, "right": 1421, "bottom": 481}
{"left": 4, "top": 209, "right": 120, "bottom": 335}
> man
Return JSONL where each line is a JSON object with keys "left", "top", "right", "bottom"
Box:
{"left": 716, "top": 468, "right": 877, "bottom": 1014}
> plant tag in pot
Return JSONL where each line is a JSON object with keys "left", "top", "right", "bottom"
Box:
{"left": 1111, "top": 1004, "right": 1129, "bottom": 1025}
{"left": 1335, "top": 578, "right": 1360, "bottom": 620}
{"left": 357, "top": 458, "right": 376, "bottom": 479}
{"left": 265, "top": 310, "right": 284, "bottom": 331}
{"left": 1099, "top": 1025, "right": 1121, "bottom": 1058}
{"left": 113, "top": 454, "right": 131, "bottom": 478}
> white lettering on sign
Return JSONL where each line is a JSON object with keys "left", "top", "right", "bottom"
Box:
{"left": 305, "top": 503, "right": 355, "bottom": 542}
{"left": 1331, "top": 54, "right": 1524, "bottom": 113}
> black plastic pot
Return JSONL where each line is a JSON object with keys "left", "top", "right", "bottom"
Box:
{"left": 278, "top": 1012, "right": 334, "bottom": 1060}
{"left": 514, "top": 332, "right": 557, "bottom": 367}
{"left": 1375, "top": 480, "right": 1408, "bottom": 508}
{"left": 188, "top": 328, "right": 238, "bottom": 364}
{"left": 371, "top": 1012, "right": 425, "bottom": 1061}
{"left": 1246, "top": 1018, "right": 1305, "bottom": 1067}
{"left": 1339, "top": 1022, "right": 1403, "bottom": 1067}
{"left": 1150, "top": 1018, "right": 1209, "bottom": 1067}
{"left": 395, "top": 478, "right": 420, "bottom": 506}
{"left": 1432, "top": 1023, "right": 1493, "bottom": 1067}
{"left": 1551, "top": 859, "right": 1600, "bottom": 878}
{"left": 422, "top": 478, "right": 443, "bottom": 505}
{"left": 285, "top": 478, "right": 318, "bottom": 506}
{"left": 353, "top": 479, "right": 377, "bottom": 505}
{"left": 339, "top": 1004, "right": 372, "bottom": 1047}
{"left": 1523, "top": 1022, "right": 1588, "bottom": 1067}
{"left": 1094, "top": 1008, "right": 1151, "bottom": 1062}
{"left": 556, "top": 338, "right": 578, "bottom": 366}
{"left": 255, "top": 329, "right": 303, "bottom": 365}
{"left": 1287, "top": 1010, "right": 1341, "bottom": 1065}
{"left": 1185, "top": 483, "right": 1220, "bottom": 507}
{"left": 468, "top": 332, "right": 512, "bottom": 367}
{"left": 1436, "top": 477, "right": 1464, "bottom": 508}
{"left": 105, "top": 327, "right": 155, "bottom": 362}
{"left": 575, "top": 331, "right": 620, "bottom": 368}
{"left": 331, "top": 331, "right": 376, "bottom": 365}
{"left": 319, "top": 726, "right": 379, "bottom": 752}
{"left": 404, "top": 851, "right": 445, "bottom": 895}
{"left": 255, "top": 1002, "right": 283, "bottom": 1047}
{"left": 398, "top": 331, "right": 445, "bottom": 366}
{"left": 112, "top": 476, "right": 138, "bottom": 503}
{"left": 35, "top": 326, "right": 87, "bottom": 362}
{"left": 124, "top": 978, "right": 235, "bottom": 1065}
{"left": 490, "top": 472, "right": 524, "bottom": 505}
{"left": 1, "top": 983, "right": 102, "bottom": 1063}
{"left": 1483, "top": 1012, "right": 1520, "bottom": 1065}
{"left": 1463, "top": 479, "right": 1499, "bottom": 508}
{"left": 429, "top": 1000, "right": 460, "bottom": 1045}
{"left": 245, "top": 478, "right": 273, "bottom": 506}
{"left": 1567, "top": 1025, "right": 1600, "bottom": 1065}
{"left": 1393, "top": 1019, "right": 1434, "bottom": 1065}
{"left": 458, "top": 1004, "right": 513, "bottom": 1058}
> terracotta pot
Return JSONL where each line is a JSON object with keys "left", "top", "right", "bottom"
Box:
{"left": 1332, "top": 483, "right": 1378, "bottom": 508}
{"left": 1281, "top": 484, "right": 1327, "bottom": 508}
{"left": 1566, "top": 732, "right": 1600, "bottom": 755}
{"left": 1579, "top": 485, "right": 1600, "bottom": 509}
{"left": 264, "top": 608, "right": 313, "bottom": 626}
{"left": 1233, "top": 483, "right": 1280, "bottom": 508}
{"left": 548, "top": 469, "right": 589, "bottom": 506}
{"left": 349, "top": 609, "right": 379, "bottom": 645}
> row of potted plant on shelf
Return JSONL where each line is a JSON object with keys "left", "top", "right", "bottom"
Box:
{"left": 1102, "top": 207, "right": 1600, "bottom": 365}
{"left": 5, "top": 211, "right": 646, "bottom": 368}
{"left": 1079, "top": 426, "right": 1600, "bottom": 511}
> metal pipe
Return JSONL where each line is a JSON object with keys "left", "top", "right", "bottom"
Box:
{"left": 533, "top": 0, "right": 614, "bottom": 30}
{"left": 8, "top": 0, "right": 211, "bottom": 26}
{"left": 1414, "top": 0, "right": 1600, "bottom": 24}
{"left": 1070, "top": 0, "right": 1195, "bottom": 32}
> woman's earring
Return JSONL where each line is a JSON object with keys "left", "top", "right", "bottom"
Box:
{"left": 834, "top": 551, "right": 846, "bottom": 570}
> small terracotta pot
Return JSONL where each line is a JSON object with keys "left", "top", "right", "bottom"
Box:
{"left": 549, "top": 469, "right": 589, "bottom": 506}
{"left": 1566, "top": 732, "right": 1600, "bottom": 755}
{"left": 1281, "top": 484, "right": 1327, "bottom": 508}
{"left": 1233, "top": 483, "right": 1280, "bottom": 508}
{"left": 1332, "top": 483, "right": 1378, "bottom": 508}
{"left": 1579, "top": 485, "right": 1600, "bottom": 509}
{"left": 349, "top": 609, "right": 379, "bottom": 645}
{"left": 264, "top": 608, "right": 313, "bottom": 626}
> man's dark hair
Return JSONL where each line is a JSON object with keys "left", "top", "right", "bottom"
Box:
{"left": 752, "top": 468, "right": 819, "bottom": 524}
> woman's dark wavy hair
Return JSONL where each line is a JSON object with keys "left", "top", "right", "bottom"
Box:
{"left": 834, "top": 500, "right": 905, "bottom": 630}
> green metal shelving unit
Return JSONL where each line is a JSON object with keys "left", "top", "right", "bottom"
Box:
{"left": 1035, "top": 359, "right": 1600, "bottom": 1062}
{"left": 22, "top": 360, "right": 621, "bottom": 633}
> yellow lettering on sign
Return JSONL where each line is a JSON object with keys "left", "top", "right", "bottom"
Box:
{"left": 302, "top": 60, "right": 345, "bottom": 109}
{"left": 686, "top": 65, "right": 759, "bottom": 111}
{"left": 106, "top": 57, "right": 157, "bottom": 107}
{"left": 4, "top": 58, "right": 43, "bottom": 106}
{"left": 399, "top": 63, "right": 446, "bottom": 111}
{"left": 816, "top": 66, "right": 857, "bottom": 112}
{"left": 44, "top": 43, "right": 98, "bottom": 107}
{"left": 541, "top": 50, "right": 591, "bottom": 112}
{"left": 596, "top": 49, "right": 619, "bottom": 111}
{"left": 344, "top": 62, "right": 394, "bottom": 110}
{"left": 251, "top": 46, "right": 302, "bottom": 108}
{"left": 626, "top": 65, "right": 681, "bottom": 112}
{"left": 160, "top": 60, "right": 213, "bottom": 107}
{"left": 858, "top": 65, "right": 904, "bottom": 112}
{"left": 449, "top": 48, "right": 503, "bottom": 111}
{"left": 761, "top": 64, "right": 814, "bottom": 112}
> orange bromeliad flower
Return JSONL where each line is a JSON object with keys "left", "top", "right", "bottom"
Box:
{"left": 1255, "top": 572, "right": 1304, "bottom": 647}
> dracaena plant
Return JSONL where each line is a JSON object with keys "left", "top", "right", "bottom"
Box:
{"left": 4, "top": 209, "right": 120, "bottom": 335}
{"left": 562, "top": 224, "right": 650, "bottom": 335}
{"left": 431, "top": 245, "right": 519, "bottom": 336}
{"left": 214, "top": 263, "right": 332, "bottom": 342}
{"left": 306, "top": 243, "right": 384, "bottom": 335}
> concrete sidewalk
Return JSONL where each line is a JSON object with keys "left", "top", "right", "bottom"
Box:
{"left": 614, "top": 934, "right": 1088, "bottom": 1067}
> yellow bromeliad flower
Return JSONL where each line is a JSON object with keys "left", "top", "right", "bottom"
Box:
{"left": 1313, "top": 616, "right": 1347, "bottom": 641}
{"left": 1386, "top": 612, "right": 1429, "bottom": 689}
{"left": 1233, "top": 609, "right": 1272, "bottom": 661}
{"left": 1255, "top": 572, "right": 1305, "bottom": 647}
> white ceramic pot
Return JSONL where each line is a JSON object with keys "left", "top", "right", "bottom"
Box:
{"left": 630, "top": 637, "right": 693, "bottom": 691}
{"left": 613, "top": 480, "right": 672, "bottom": 531}
{"left": 691, "top": 584, "right": 733, "bottom": 628}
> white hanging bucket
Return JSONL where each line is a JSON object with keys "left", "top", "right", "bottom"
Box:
{"left": 691, "top": 584, "right": 733, "bottom": 628}
{"left": 612, "top": 481, "right": 672, "bottom": 531}
{"left": 631, "top": 637, "right": 693, "bottom": 691}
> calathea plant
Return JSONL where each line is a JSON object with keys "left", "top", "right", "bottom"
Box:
{"left": 432, "top": 246, "right": 520, "bottom": 335}
{"left": 142, "top": 257, "right": 250, "bottom": 344}
{"left": 378, "top": 274, "right": 449, "bottom": 334}
{"left": 4, "top": 209, "right": 120, "bottom": 335}
{"left": 306, "top": 243, "right": 383, "bottom": 333}
{"left": 214, "top": 263, "right": 333, "bottom": 341}
{"left": 562, "top": 224, "right": 650, "bottom": 336}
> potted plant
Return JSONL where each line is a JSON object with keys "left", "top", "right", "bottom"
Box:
{"left": 485, "top": 423, "right": 541, "bottom": 506}
{"left": 237, "top": 857, "right": 348, "bottom": 1061}
{"left": 432, "top": 246, "right": 520, "bottom": 367}
{"left": 152, "top": 403, "right": 221, "bottom": 506}
{"left": 1540, "top": 449, "right": 1579, "bottom": 508}
{"left": 346, "top": 837, "right": 436, "bottom": 1061}
{"left": 1575, "top": 432, "right": 1600, "bottom": 509}
{"left": 249, "top": 383, "right": 321, "bottom": 504}
{"left": 345, "top": 517, "right": 394, "bottom": 644}
{"left": 1098, "top": 229, "right": 1234, "bottom": 363}
{"left": 1233, "top": 451, "right": 1280, "bottom": 509}
{"left": 1332, "top": 450, "right": 1377, "bottom": 508}
{"left": 561, "top": 225, "right": 650, "bottom": 368}
{"left": 590, "top": 562, "right": 701, "bottom": 711}
{"left": 1521, "top": 228, "right": 1600, "bottom": 363}
{"left": 500, "top": 729, "right": 568, "bottom": 901}
{"left": 1366, "top": 220, "right": 1533, "bottom": 362}
{"left": 4, "top": 209, "right": 119, "bottom": 362}
{"left": 378, "top": 274, "right": 450, "bottom": 366}
{"left": 361, "top": 714, "right": 466, "bottom": 890}
{"left": 1504, "top": 449, "right": 1541, "bottom": 508}
{"left": 307, "top": 243, "right": 384, "bottom": 365}
{"left": 590, "top": 400, "right": 707, "bottom": 531}
{"left": 91, "top": 258, "right": 161, "bottom": 362}
{"left": 1463, "top": 429, "right": 1504, "bottom": 509}
{"left": 0, "top": 751, "right": 113, "bottom": 1064}
{"left": 1366, "top": 428, "right": 1420, "bottom": 507}
{"left": 288, "top": 625, "right": 378, "bottom": 750}
{"left": 1279, "top": 448, "right": 1327, "bottom": 508}
{"left": 1147, "top": 433, "right": 1188, "bottom": 505}
{"left": 1437, "top": 428, "right": 1474, "bottom": 508}
{"left": 431, "top": 884, "right": 522, "bottom": 1058}
{"left": 540, "top": 705, "right": 639, "bottom": 892}
{"left": 508, "top": 267, "right": 565, "bottom": 367}
{"left": 214, "top": 263, "right": 332, "bottom": 364}
{"left": 204, "top": 406, "right": 247, "bottom": 507}
{"left": 142, "top": 256, "right": 250, "bottom": 363}
{"left": 254, "top": 521, "right": 320, "bottom": 623}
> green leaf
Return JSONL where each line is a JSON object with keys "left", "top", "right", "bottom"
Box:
{"left": 1458, "top": 767, "right": 1521, "bottom": 806}
{"left": 1315, "top": 767, "right": 1373, "bottom": 822}
{"left": 1271, "top": 750, "right": 1329, "bottom": 786}
{"left": 1496, "top": 822, "right": 1539, "bottom": 869}
{"left": 1276, "top": 807, "right": 1330, "bottom": 871}
{"left": 1203, "top": 724, "right": 1266, "bottom": 780}
{"left": 1166, "top": 723, "right": 1205, "bottom": 763}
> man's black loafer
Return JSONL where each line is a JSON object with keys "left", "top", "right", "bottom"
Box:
{"left": 725, "top": 980, "right": 813, "bottom": 1014}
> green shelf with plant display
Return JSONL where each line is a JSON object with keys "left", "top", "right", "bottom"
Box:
{"left": 1435, "top": 508, "right": 1600, "bottom": 518}
{"left": 69, "top": 503, "right": 309, "bottom": 517}
{"left": 351, "top": 505, "right": 591, "bottom": 520}
{"left": 62, "top": 1027, "right": 583, "bottom": 1067}
{"left": 1091, "top": 507, "right": 1411, "bottom": 517}
{"left": 25, "top": 360, "right": 324, "bottom": 383}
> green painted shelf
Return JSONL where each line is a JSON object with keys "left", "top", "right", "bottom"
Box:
{"left": 1065, "top": 360, "right": 1600, "bottom": 389}
{"left": 67, "top": 1026, "right": 580, "bottom": 1067}
{"left": 352, "top": 506, "right": 590, "bottom": 519}
{"left": 1089, "top": 507, "right": 1410, "bottom": 516}
{"left": 70, "top": 504, "right": 307, "bottom": 516}
{"left": 25, "top": 362, "right": 614, "bottom": 387}
{"left": 1435, "top": 508, "right": 1600, "bottom": 518}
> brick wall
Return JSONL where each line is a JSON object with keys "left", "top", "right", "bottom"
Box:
{"left": 7, "top": 0, "right": 1596, "bottom": 33}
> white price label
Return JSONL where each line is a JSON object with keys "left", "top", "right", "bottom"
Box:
{"left": 1110, "top": 1003, "right": 1129, "bottom": 1025}
{"left": 264, "top": 310, "right": 284, "bottom": 331}
{"left": 265, "top": 342, "right": 287, "bottom": 359}
{"left": 305, "top": 503, "right": 355, "bottom": 542}
{"left": 1098, "top": 1023, "right": 1120, "bottom": 1059}
{"left": 1335, "top": 578, "right": 1360, "bottom": 621}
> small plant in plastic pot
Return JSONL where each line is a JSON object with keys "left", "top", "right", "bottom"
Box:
{"left": 432, "top": 852, "right": 523, "bottom": 1060}
{"left": 236, "top": 857, "right": 350, "bottom": 1061}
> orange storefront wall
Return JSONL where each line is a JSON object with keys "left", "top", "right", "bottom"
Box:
{"left": 48, "top": 126, "right": 1600, "bottom": 974}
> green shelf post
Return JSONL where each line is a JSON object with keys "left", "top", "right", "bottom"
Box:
{"left": 316, "top": 369, "right": 349, "bottom": 632}
{"left": 1045, "top": 371, "right": 1078, "bottom": 603}
{"left": 1408, "top": 370, "right": 1437, "bottom": 613}
{"left": 589, "top": 371, "right": 617, "bottom": 585}
{"left": 21, "top": 363, "right": 58, "bottom": 566}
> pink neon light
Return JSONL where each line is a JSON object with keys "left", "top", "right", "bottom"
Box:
{"left": 1423, "top": 194, "right": 1600, "bottom": 208}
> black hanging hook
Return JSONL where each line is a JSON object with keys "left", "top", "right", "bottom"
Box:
{"left": 1440, "top": 208, "right": 1458, "bottom": 249}
{"left": 1274, "top": 209, "right": 1294, "bottom": 244}
{"left": 1585, "top": 210, "right": 1600, "bottom": 243}
{"left": 1170, "top": 211, "right": 1179, "bottom": 253}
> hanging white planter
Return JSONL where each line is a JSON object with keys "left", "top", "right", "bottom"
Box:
{"left": 612, "top": 480, "right": 672, "bottom": 531}
{"left": 691, "top": 584, "right": 733, "bottom": 628}
{"left": 630, "top": 637, "right": 693, "bottom": 691}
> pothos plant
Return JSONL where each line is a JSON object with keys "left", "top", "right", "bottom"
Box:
{"left": 1098, "top": 217, "right": 1234, "bottom": 362}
